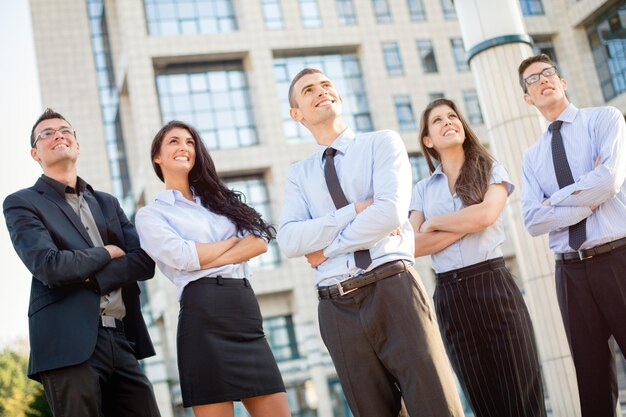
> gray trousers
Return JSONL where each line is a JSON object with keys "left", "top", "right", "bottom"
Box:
{"left": 318, "top": 267, "right": 464, "bottom": 417}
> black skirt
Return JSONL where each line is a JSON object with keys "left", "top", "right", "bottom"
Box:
{"left": 177, "top": 277, "right": 285, "bottom": 407}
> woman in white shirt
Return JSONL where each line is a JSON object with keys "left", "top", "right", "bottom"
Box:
{"left": 409, "top": 99, "right": 545, "bottom": 417}
{"left": 135, "top": 121, "right": 290, "bottom": 417}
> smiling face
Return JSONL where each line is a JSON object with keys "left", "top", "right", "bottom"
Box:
{"left": 30, "top": 118, "right": 80, "bottom": 169}
{"left": 422, "top": 104, "right": 465, "bottom": 152}
{"left": 153, "top": 127, "right": 196, "bottom": 181}
{"left": 289, "top": 72, "right": 342, "bottom": 126}
{"left": 522, "top": 61, "right": 569, "bottom": 115}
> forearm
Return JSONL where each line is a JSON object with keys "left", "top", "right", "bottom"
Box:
{"left": 197, "top": 238, "right": 240, "bottom": 268}
{"left": 551, "top": 166, "right": 623, "bottom": 207}
{"left": 426, "top": 207, "right": 489, "bottom": 234}
{"left": 204, "top": 235, "right": 268, "bottom": 268}
{"left": 414, "top": 231, "right": 465, "bottom": 257}
{"left": 522, "top": 203, "right": 592, "bottom": 236}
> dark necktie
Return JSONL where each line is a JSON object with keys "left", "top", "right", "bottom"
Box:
{"left": 324, "top": 147, "right": 372, "bottom": 270}
{"left": 550, "top": 120, "right": 586, "bottom": 250}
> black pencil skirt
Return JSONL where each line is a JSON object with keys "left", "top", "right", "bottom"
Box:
{"left": 177, "top": 277, "right": 285, "bottom": 407}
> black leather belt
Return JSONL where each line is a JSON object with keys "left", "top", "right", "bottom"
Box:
{"left": 317, "top": 260, "right": 408, "bottom": 299}
{"left": 436, "top": 257, "right": 505, "bottom": 284}
{"left": 555, "top": 236, "right": 626, "bottom": 262}
{"left": 99, "top": 316, "right": 124, "bottom": 332}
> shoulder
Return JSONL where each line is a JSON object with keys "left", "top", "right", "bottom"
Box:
{"left": 3, "top": 186, "right": 38, "bottom": 209}
{"left": 287, "top": 153, "right": 318, "bottom": 176}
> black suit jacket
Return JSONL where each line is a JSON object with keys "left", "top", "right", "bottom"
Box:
{"left": 3, "top": 176, "right": 156, "bottom": 380}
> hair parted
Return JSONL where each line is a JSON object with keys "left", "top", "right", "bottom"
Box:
{"left": 518, "top": 53, "right": 555, "bottom": 93}
{"left": 288, "top": 68, "right": 324, "bottom": 108}
{"left": 150, "top": 120, "right": 275, "bottom": 241}
{"left": 418, "top": 98, "right": 494, "bottom": 207}
{"left": 30, "top": 108, "right": 71, "bottom": 148}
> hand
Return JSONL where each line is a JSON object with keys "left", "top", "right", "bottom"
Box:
{"left": 305, "top": 249, "right": 328, "bottom": 269}
{"left": 355, "top": 198, "right": 373, "bottom": 214}
{"left": 543, "top": 198, "right": 551, "bottom": 206}
{"left": 595, "top": 153, "right": 602, "bottom": 168}
{"left": 104, "top": 245, "right": 125, "bottom": 259}
{"left": 389, "top": 227, "right": 401, "bottom": 236}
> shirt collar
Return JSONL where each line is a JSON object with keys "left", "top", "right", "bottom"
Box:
{"left": 431, "top": 163, "right": 444, "bottom": 177}
{"left": 154, "top": 188, "right": 200, "bottom": 206}
{"left": 317, "top": 127, "right": 356, "bottom": 163}
{"left": 40, "top": 174, "right": 92, "bottom": 197}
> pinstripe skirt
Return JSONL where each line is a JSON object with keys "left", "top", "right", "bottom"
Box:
{"left": 177, "top": 277, "right": 285, "bottom": 407}
{"left": 433, "top": 257, "right": 547, "bottom": 417}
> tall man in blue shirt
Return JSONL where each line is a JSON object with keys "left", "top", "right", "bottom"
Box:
{"left": 519, "top": 54, "right": 626, "bottom": 417}
{"left": 277, "top": 68, "right": 463, "bottom": 417}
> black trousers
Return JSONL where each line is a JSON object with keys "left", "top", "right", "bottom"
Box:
{"left": 40, "top": 327, "right": 160, "bottom": 417}
{"left": 556, "top": 245, "right": 626, "bottom": 417}
{"left": 434, "top": 258, "right": 546, "bottom": 417}
{"left": 318, "top": 267, "right": 464, "bottom": 417}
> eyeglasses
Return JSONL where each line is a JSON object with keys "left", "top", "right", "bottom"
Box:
{"left": 523, "top": 66, "right": 558, "bottom": 87}
{"left": 32, "top": 127, "right": 76, "bottom": 147}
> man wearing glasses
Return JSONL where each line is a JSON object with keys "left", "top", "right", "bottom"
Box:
{"left": 518, "top": 54, "right": 626, "bottom": 417}
{"left": 3, "top": 108, "right": 161, "bottom": 416}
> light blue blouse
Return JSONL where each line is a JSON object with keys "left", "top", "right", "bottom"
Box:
{"left": 135, "top": 189, "right": 250, "bottom": 300}
{"left": 410, "top": 162, "right": 514, "bottom": 274}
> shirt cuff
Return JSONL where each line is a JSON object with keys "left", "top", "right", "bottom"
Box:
{"left": 550, "top": 183, "right": 578, "bottom": 205}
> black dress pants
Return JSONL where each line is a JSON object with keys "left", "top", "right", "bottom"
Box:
{"left": 556, "top": 245, "right": 626, "bottom": 417}
{"left": 318, "top": 267, "right": 464, "bottom": 417}
{"left": 40, "top": 327, "right": 160, "bottom": 417}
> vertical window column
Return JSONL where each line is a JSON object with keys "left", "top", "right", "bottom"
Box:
{"left": 382, "top": 42, "right": 404, "bottom": 76}
{"left": 394, "top": 96, "right": 416, "bottom": 131}
{"left": 261, "top": 0, "right": 284, "bottom": 29}
{"left": 417, "top": 39, "right": 439, "bottom": 73}
{"left": 463, "top": 89, "right": 484, "bottom": 125}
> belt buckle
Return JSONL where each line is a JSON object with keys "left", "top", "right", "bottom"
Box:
{"left": 337, "top": 282, "right": 358, "bottom": 296}
{"left": 578, "top": 249, "right": 592, "bottom": 261}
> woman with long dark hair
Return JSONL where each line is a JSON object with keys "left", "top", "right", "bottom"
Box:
{"left": 409, "top": 99, "right": 546, "bottom": 417}
{"left": 135, "top": 121, "right": 290, "bottom": 417}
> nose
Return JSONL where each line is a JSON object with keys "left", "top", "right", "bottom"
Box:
{"left": 316, "top": 85, "right": 328, "bottom": 96}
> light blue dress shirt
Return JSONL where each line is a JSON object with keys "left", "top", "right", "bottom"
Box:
{"left": 521, "top": 104, "right": 626, "bottom": 253}
{"left": 135, "top": 189, "right": 249, "bottom": 300}
{"left": 277, "top": 128, "right": 415, "bottom": 287}
{"left": 410, "top": 162, "right": 514, "bottom": 273}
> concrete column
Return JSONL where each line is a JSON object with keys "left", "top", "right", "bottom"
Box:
{"left": 454, "top": 1, "right": 580, "bottom": 416}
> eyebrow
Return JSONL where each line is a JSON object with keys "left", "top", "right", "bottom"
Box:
{"left": 300, "top": 80, "right": 331, "bottom": 95}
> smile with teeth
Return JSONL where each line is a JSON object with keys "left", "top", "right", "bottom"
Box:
{"left": 443, "top": 129, "right": 457, "bottom": 137}
{"left": 52, "top": 143, "right": 68, "bottom": 150}
{"left": 316, "top": 99, "right": 334, "bottom": 107}
{"left": 174, "top": 156, "right": 190, "bottom": 161}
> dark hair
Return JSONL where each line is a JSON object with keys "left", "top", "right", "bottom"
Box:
{"left": 288, "top": 68, "right": 323, "bottom": 108}
{"left": 518, "top": 53, "right": 555, "bottom": 93}
{"left": 151, "top": 120, "right": 275, "bottom": 241}
{"left": 30, "top": 108, "right": 71, "bottom": 147}
{"left": 418, "top": 98, "right": 494, "bottom": 207}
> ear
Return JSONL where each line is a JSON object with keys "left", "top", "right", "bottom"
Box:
{"left": 561, "top": 77, "right": 567, "bottom": 91}
{"left": 30, "top": 147, "right": 40, "bottom": 162}
{"left": 153, "top": 154, "right": 162, "bottom": 165}
{"left": 422, "top": 135, "right": 434, "bottom": 149}
{"left": 76, "top": 141, "right": 80, "bottom": 154}
{"left": 523, "top": 92, "right": 534, "bottom": 106}
{"left": 289, "top": 107, "right": 303, "bottom": 122}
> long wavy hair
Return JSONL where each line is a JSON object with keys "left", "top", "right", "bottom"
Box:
{"left": 151, "top": 120, "right": 275, "bottom": 241}
{"left": 418, "top": 98, "right": 494, "bottom": 207}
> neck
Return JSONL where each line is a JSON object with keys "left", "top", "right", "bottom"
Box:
{"left": 309, "top": 117, "right": 348, "bottom": 146}
{"left": 164, "top": 174, "right": 193, "bottom": 200}
{"left": 539, "top": 99, "right": 569, "bottom": 122}
{"left": 439, "top": 147, "right": 466, "bottom": 179}
{"left": 43, "top": 166, "right": 78, "bottom": 188}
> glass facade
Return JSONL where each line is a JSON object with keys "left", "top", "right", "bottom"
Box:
{"left": 451, "top": 38, "right": 469, "bottom": 72}
{"left": 409, "top": 154, "right": 430, "bottom": 184}
{"left": 372, "top": 0, "right": 393, "bottom": 24}
{"left": 273, "top": 53, "right": 372, "bottom": 142}
{"left": 299, "top": 0, "right": 322, "bottom": 28}
{"left": 328, "top": 379, "right": 354, "bottom": 417}
{"left": 417, "top": 39, "right": 439, "bottom": 73}
{"left": 428, "top": 92, "right": 445, "bottom": 101}
{"left": 336, "top": 0, "right": 357, "bottom": 26}
{"left": 86, "top": 0, "right": 133, "bottom": 209}
{"left": 463, "top": 89, "right": 484, "bottom": 125}
{"left": 143, "top": 0, "right": 237, "bottom": 36}
{"left": 440, "top": 0, "right": 456, "bottom": 19}
{"left": 588, "top": 3, "right": 626, "bottom": 101}
{"left": 382, "top": 42, "right": 404, "bottom": 76}
{"left": 263, "top": 315, "right": 299, "bottom": 361}
{"left": 394, "top": 95, "right": 416, "bottom": 131}
{"left": 223, "top": 175, "right": 281, "bottom": 269}
{"left": 407, "top": 0, "right": 426, "bottom": 21}
{"left": 261, "top": 0, "right": 284, "bottom": 30}
{"left": 519, "top": 0, "right": 545, "bottom": 16}
{"left": 156, "top": 62, "right": 258, "bottom": 150}
{"left": 532, "top": 36, "right": 558, "bottom": 64}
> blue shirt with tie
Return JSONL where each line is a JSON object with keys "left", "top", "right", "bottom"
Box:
{"left": 521, "top": 104, "right": 626, "bottom": 253}
{"left": 277, "top": 128, "right": 415, "bottom": 287}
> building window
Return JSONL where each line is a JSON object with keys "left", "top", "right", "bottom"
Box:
{"left": 261, "top": 0, "right": 283, "bottom": 29}
{"left": 407, "top": 0, "right": 426, "bottom": 21}
{"left": 450, "top": 38, "right": 469, "bottom": 72}
{"left": 372, "top": 0, "right": 393, "bottom": 24}
{"left": 223, "top": 175, "right": 281, "bottom": 269}
{"left": 336, "top": 0, "right": 357, "bottom": 25}
{"left": 263, "top": 315, "right": 299, "bottom": 361}
{"left": 274, "top": 53, "right": 372, "bottom": 142}
{"left": 394, "top": 96, "right": 416, "bottom": 131}
{"left": 156, "top": 63, "right": 258, "bottom": 150}
{"left": 428, "top": 92, "right": 445, "bottom": 101}
{"left": 440, "top": 0, "right": 456, "bottom": 19}
{"left": 299, "top": 0, "right": 322, "bottom": 28}
{"left": 519, "top": 0, "right": 544, "bottom": 16}
{"left": 463, "top": 89, "right": 484, "bottom": 125}
{"left": 417, "top": 39, "right": 438, "bottom": 73}
{"left": 587, "top": 3, "right": 626, "bottom": 101}
{"left": 409, "top": 154, "right": 430, "bottom": 184}
{"left": 86, "top": 0, "right": 132, "bottom": 208}
{"left": 382, "top": 42, "right": 404, "bottom": 76}
{"left": 329, "top": 379, "right": 354, "bottom": 417}
{"left": 143, "top": 0, "right": 237, "bottom": 36}
{"left": 532, "top": 36, "right": 558, "bottom": 64}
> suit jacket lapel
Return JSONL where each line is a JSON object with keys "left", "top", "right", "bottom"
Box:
{"left": 83, "top": 190, "right": 110, "bottom": 245}
{"left": 34, "top": 178, "right": 94, "bottom": 246}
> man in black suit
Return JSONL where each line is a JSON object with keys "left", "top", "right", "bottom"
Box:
{"left": 3, "top": 108, "right": 160, "bottom": 416}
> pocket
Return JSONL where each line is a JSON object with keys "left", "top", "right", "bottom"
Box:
{"left": 28, "top": 291, "right": 66, "bottom": 316}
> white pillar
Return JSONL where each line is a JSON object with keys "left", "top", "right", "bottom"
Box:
{"left": 454, "top": 1, "right": 581, "bottom": 416}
